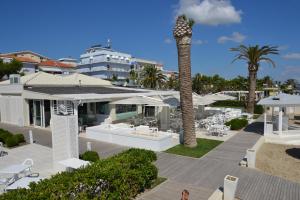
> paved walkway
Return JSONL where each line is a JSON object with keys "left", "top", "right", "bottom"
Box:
{"left": 0, "top": 123, "right": 127, "bottom": 158}
{"left": 138, "top": 121, "right": 300, "bottom": 200}
{"left": 1, "top": 122, "right": 300, "bottom": 199}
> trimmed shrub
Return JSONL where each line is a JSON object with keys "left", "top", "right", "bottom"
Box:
{"left": 0, "top": 129, "right": 12, "bottom": 143}
{"left": 15, "top": 134, "right": 25, "bottom": 144}
{"left": 225, "top": 118, "right": 248, "bottom": 130}
{"left": 254, "top": 104, "right": 264, "bottom": 114}
{"left": 80, "top": 151, "right": 100, "bottom": 162}
{"left": 211, "top": 100, "right": 245, "bottom": 108}
{"left": 5, "top": 136, "right": 19, "bottom": 147}
{"left": 0, "top": 148, "right": 158, "bottom": 200}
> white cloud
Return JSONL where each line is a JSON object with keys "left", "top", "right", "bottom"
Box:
{"left": 217, "top": 32, "right": 246, "bottom": 44}
{"left": 281, "top": 66, "right": 300, "bottom": 81}
{"left": 282, "top": 53, "right": 300, "bottom": 60}
{"left": 175, "top": 0, "right": 242, "bottom": 26}
{"left": 164, "top": 38, "right": 173, "bottom": 44}
{"left": 193, "top": 39, "right": 207, "bottom": 45}
{"left": 278, "top": 45, "right": 289, "bottom": 51}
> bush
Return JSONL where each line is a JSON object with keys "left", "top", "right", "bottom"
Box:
{"left": 15, "top": 134, "right": 25, "bottom": 144}
{"left": 5, "top": 136, "right": 19, "bottom": 147}
{"left": 80, "top": 151, "right": 100, "bottom": 162}
{"left": 225, "top": 118, "right": 248, "bottom": 130}
{"left": 0, "top": 148, "right": 158, "bottom": 200}
{"left": 254, "top": 104, "right": 264, "bottom": 114}
{"left": 0, "top": 129, "right": 13, "bottom": 143}
{"left": 211, "top": 100, "right": 245, "bottom": 108}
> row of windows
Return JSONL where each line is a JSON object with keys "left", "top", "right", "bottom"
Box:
{"left": 116, "top": 105, "right": 137, "bottom": 114}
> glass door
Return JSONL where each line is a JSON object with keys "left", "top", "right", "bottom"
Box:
{"left": 33, "top": 100, "right": 42, "bottom": 127}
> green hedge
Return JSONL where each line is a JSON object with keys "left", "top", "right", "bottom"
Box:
{"left": 211, "top": 100, "right": 245, "bottom": 108}
{"left": 0, "top": 129, "right": 12, "bottom": 143}
{"left": 0, "top": 148, "right": 158, "bottom": 200}
{"left": 5, "top": 136, "right": 19, "bottom": 147}
{"left": 254, "top": 105, "right": 264, "bottom": 114}
{"left": 225, "top": 118, "right": 248, "bottom": 130}
{"left": 80, "top": 151, "right": 100, "bottom": 162}
{"left": 15, "top": 134, "right": 25, "bottom": 144}
{"left": 0, "top": 129, "right": 25, "bottom": 147}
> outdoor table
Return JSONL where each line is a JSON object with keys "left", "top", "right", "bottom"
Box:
{"left": 6, "top": 177, "right": 42, "bottom": 190}
{"left": 58, "top": 158, "right": 90, "bottom": 169}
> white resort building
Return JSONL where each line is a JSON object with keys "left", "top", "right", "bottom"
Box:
{"left": 76, "top": 44, "right": 163, "bottom": 80}
{"left": 0, "top": 72, "right": 178, "bottom": 151}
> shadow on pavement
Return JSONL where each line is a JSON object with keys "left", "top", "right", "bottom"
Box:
{"left": 243, "top": 122, "right": 264, "bottom": 135}
{"left": 286, "top": 148, "right": 300, "bottom": 160}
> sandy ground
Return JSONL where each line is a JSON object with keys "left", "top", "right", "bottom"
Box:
{"left": 256, "top": 143, "right": 300, "bottom": 183}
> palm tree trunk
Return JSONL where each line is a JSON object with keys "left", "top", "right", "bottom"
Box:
{"left": 247, "top": 70, "right": 257, "bottom": 113}
{"left": 177, "top": 36, "right": 197, "bottom": 147}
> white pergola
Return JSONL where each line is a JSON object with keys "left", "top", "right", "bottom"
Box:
{"left": 258, "top": 93, "right": 300, "bottom": 135}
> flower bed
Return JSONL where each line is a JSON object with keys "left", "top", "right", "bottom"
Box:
{"left": 0, "top": 148, "right": 158, "bottom": 200}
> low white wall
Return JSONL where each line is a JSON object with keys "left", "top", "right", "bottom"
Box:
{"left": 51, "top": 115, "right": 79, "bottom": 171}
{"left": 86, "top": 126, "right": 173, "bottom": 151}
{"left": 0, "top": 95, "right": 25, "bottom": 126}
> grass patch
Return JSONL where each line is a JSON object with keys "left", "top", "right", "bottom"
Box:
{"left": 165, "top": 138, "right": 223, "bottom": 158}
{"left": 150, "top": 177, "right": 167, "bottom": 189}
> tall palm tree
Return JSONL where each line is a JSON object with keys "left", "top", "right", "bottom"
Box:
{"left": 230, "top": 45, "right": 279, "bottom": 113}
{"left": 141, "top": 65, "right": 166, "bottom": 89}
{"left": 173, "top": 15, "right": 197, "bottom": 147}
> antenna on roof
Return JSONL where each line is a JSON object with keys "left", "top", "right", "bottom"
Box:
{"left": 107, "top": 39, "right": 111, "bottom": 49}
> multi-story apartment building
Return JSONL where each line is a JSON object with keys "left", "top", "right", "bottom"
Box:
{"left": 0, "top": 51, "right": 76, "bottom": 75}
{"left": 77, "top": 44, "right": 163, "bottom": 80}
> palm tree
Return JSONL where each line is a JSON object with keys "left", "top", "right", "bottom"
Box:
{"left": 166, "top": 76, "right": 179, "bottom": 90}
{"left": 173, "top": 15, "right": 197, "bottom": 147}
{"left": 230, "top": 45, "right": 279, "bottom": 113}
{"left": 141, "top": 65, "right": 166, "bottom": 89}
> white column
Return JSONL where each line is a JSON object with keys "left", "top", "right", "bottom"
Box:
{"left": 264, "top": 112, "right": 267, "bottom": 135}
{"left": 278, "top": 109, "right": 283, "bottom": 135}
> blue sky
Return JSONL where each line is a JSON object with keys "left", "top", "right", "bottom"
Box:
{"left": 1, "top": 0, "right": 300, "bottom": 81}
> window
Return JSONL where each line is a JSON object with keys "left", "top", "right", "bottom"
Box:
{"left": 116, "top": 105, "right": 137, "bottom": 114}
{"left": 96, "top": 102, "right": 109, "bottom": 114}
{"left": 145, "top": 106, "right": 155, "bottom": 117}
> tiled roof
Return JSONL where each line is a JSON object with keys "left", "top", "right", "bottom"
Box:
{"left": 39, "top": 60, "right": 75, "bottom": 68}
{"left": 0, "top": 55, "right": 38, "bottom": 63}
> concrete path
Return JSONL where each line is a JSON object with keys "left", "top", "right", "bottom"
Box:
{"left": 0, "top": 144, "right": 53, "bottom": 178}
{"left": 0, "top": 123, "right": 127, "bottom": 158}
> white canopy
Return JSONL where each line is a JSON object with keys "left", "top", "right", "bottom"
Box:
{"left": 203, "top": 93, "right": 236, "bottom": 101}
{"left": 111, "top": 95, "right": 169, "bottom": 106}
{"left": 258, "top": 93, "right": 300, "bottom": 107}
{"left": 162, "top": 93, "right": 215, "bottom": 107}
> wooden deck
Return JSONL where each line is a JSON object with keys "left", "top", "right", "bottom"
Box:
{"left": 138, "top": 121, "right": 300, "bottom": 200}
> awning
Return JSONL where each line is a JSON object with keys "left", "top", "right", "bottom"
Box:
{"left": 258, "top": 93, "right": 300, "bottom": 107}
{"left": 162, "top": 93, "right": 215, "bottom": 107}
{"left": 111, "top": 95, "right": 169, "bottom": 106}
{"left": 203, "top": 93, "right": 236, "bottom": 101}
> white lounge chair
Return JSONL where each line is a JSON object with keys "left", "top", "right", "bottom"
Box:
{"left": 22, "top": 159, "right": 34, "bottom": 176}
